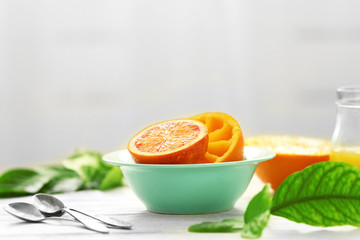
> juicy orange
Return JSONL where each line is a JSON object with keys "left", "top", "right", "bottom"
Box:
{"left": 190, "top": 112, "right": 244, "bottom": 163}
{"left": 128, "top": 119, "right": 209, "bottom": 164}
{"left": 245, "top": 135, "right": 330, "bottom": 190}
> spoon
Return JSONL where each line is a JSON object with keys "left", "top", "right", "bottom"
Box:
{"left": 33, "top": 193, "right": 132, "bottom": 229}
{"left": 4, "top": 201, "right": 109, "bottom": 233}
{"left": 4, "top": 202, "right": 45, "bottom": 222}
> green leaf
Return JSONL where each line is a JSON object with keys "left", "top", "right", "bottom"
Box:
{"left": 99, "top": 167, "right": 123, "bottom": 190}
{"left": 0, "top": 150, "right": 123, "bottom": 198}
{"left": 0, "top": 169, "right": 50, "bottom": 198}
{"left": 271, "top": 161, "right": 360, "bottom": 227}
{"left": 63, "top": 151, "right": 102, "bottom": 180}
{"left": 241, "top": 184, "right": 272, "bottom": 239}
{"left": 188, "top": 219, "right": 243, "bottom": 233}
{"left": 63, "top": 149, "right": 122, "bottom": 190}
{"left": 0, "top": 166, "right": 83, "bottom": 198}
{"left": 63, "top": 150, "right": 107, "bottom": 189}
{"left": 39, "top": 166, "right": 83, "bottom": 194}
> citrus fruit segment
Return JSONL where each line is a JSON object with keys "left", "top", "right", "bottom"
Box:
{"left": 190, "top": 112, "right": 244, "bottom": 163}
{"left": 245, "top": 135, "right": 330, "bottom": 190}
{"left": 128, "top": 119, "right": 209, "bottom": 164}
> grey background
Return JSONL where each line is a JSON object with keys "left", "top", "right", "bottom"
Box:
{"left": 1, "top": 0, "right": 359, "bottom": 169}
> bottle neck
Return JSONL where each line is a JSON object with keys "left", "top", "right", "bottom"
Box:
{"left": 331, "top": 86, "right": 360, "bottom": 160}
{"left": 332, "top": 103, "right": 360, "bottom": 147}
{"left": 336, "top": 85, "right": 360, "bottom": 106}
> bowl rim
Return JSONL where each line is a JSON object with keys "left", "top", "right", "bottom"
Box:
{"left": 103, "top": 146, "right": 275, "bottom": 169}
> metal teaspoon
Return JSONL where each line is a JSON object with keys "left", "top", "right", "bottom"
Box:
{"left": 33, "top": 193, "right": 132, "bottom": 229}
{"left": 4, "top": 202, "right": 108, "bottom": 233}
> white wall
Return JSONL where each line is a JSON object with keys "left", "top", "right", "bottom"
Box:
{"left": 0, "top": 0, "right": 359, "bottom": 169}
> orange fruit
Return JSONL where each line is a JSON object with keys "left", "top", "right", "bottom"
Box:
{"left": 128, "top": 119, "right": 209, "bottom": 164}
{"left": 245, "top": 135, "right": 330, "bottom": 190}
{"left": 190, "top": 112, "right": 244, "bottom": 163}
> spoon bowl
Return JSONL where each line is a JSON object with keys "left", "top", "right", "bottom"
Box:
{"left": 4, "top": 202, "right": 45, "bottom": 222}
{"left": 33, "top": 194, "right": 65, "bottom": 216}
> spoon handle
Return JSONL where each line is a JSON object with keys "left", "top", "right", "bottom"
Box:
{"left": 64, "top": 208, "right": 109, "bottom": 233}
{"left": 68, "top": 208, "right": 132, "bottom": 229}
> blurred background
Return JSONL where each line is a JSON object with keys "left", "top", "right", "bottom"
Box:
{"left": 0, "top": 0, "right": 359, "bottom": 169}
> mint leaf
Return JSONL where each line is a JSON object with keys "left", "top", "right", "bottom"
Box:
{"left": 63, "top": 149, "right": 122, "bottom": 190}
{"left": 241, "top": 184, "right": 272, "bottom": 239}
{"left": 0, "top": 150, "right": 123, "bottom": 198}
{"left": 63, "top": 150, "right": 108, "bottom": 189}
{"left": 39, "top": 166, "right": 83, "bottom": 194}
{"left": 271, "top": 161, "right": 360, "bottom": 227}
{"left": 188, "top": 219, "right": 243, "bottom": 233}
{"left": 99, "top": 167, "right": 123, "bottom": 190}
{"left": 188, "top": 186, "right": 271, "bottom": 236}
{"left": 0, "top": 166, "right": 83, "bottom": 198}
{"left": 63, "top": 150, "right": 104, "bottom": 185}
{"left": 0, "top": 169, "right": 50, "bottom": 198}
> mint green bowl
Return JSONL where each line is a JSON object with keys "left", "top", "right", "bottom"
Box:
{"left": 103, "top": 146, "right": 275, "bottom": 214}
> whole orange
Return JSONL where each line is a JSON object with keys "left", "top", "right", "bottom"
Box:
{"left": 245, "top": 135, "right": 330, "bottom": 190}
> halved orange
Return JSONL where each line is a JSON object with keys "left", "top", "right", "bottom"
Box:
{"left": 190, "top": 112, "right": 244, "bottom": 163}
{"left": 245, "top": 135, "right": 330, "bottom": 190}
{"left": 128, "top": 119, "right": 209, "bottom": 164}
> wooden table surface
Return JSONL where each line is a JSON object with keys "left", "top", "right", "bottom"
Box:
{"left": 1, "top": 176, "right": 359, "bottom": 240}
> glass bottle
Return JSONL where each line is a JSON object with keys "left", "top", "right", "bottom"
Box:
{"left": 330, "top": 85, "right": 360, "bottom": 168}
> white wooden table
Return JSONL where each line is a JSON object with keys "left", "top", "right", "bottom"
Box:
{"left": 1, "top": 176, "right": 359, "bottom": 240}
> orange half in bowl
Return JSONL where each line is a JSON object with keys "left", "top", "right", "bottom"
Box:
{"left": 128, "top": 119, "right": 209, "bottom": 164}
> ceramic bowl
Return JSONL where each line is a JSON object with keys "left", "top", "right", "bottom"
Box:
{"left": 103, "top": 146, "right": 275, "bottom": 214}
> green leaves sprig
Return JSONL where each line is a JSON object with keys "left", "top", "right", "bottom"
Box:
{"left": 0, "top": 150, "right": 123, "bottom": 198}
{"left": 188, "top": 161, "right": 360, "bottom": 238}
{"left": 188, "top": 184, "right": 272, "bottom": 238}
{"left": 62, "top": 150, "right": 123, "bottom": 190}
